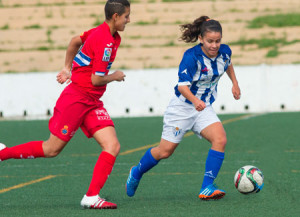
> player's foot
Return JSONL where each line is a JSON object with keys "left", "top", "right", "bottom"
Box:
{"left": 0, "top": 143, "right": 7, "bottom": 161}
{"left": 126, "top": 166, "right": 141, "bottom": 197}
{"left": 0, "top": 143, "right": 6, "bottom": 151}
{"left": 80, "top": 195, "right": 117, "bottom": 209}
{"left": 198, "top": 184, "right": 226, "bottom": 200}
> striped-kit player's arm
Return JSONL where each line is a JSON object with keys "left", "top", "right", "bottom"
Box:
{"left": 177, "top": 51, "right": 198, "bottom": 87}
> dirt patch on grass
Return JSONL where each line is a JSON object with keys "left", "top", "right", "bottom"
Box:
{"left": 1, "top": 0, "right": 300, "bottom": 73}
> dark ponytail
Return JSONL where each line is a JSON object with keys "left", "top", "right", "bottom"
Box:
{"left": 179, "top": 16, "right": 222, "bottom": 43}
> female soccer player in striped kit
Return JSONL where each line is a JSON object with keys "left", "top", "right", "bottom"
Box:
{"left": 126, "top": 15, "right": 241, "bottom": 200}
{"left": 0, "top": 0, "right": 130, "bottom": 209}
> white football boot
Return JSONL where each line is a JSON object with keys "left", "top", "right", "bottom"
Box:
{"left": 0, "top": 143, "right": 7, "bottom": 161}
{"left": 80, "top": 195, "right": 117, "bottom": 209}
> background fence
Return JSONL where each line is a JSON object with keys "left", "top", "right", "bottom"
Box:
{"left": 1, "top": 64, "right": 300, "bottom": 119}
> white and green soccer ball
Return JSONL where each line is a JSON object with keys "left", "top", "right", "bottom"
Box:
{"left": 234, "top": 165, "right": 264, "bottom": 194}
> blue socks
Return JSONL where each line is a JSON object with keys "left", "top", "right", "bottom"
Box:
{"left": 131, "top": 148, "right": 224, "bottom": 189}
{"left": 132, "top": 148, "right": 159, "bottom": 180}
{"left": 201, "top": 149, "right": 225, "bottom": 189}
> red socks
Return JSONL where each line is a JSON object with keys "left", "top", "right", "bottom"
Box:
{"left": 0, "top": 142, "right": 116, "bottom": 197}
{"left": 86, "top": 151, "right": 116, "bottom": 196}
{"left": 0, "top": 141, "right": 45, "bottom": 161}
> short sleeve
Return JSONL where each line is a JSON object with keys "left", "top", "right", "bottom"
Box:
{"left": 80, "top": 27, "right": 97, "bottom": 43}
{"left": 177, "top": 51, "right": 198, "bottom": 86}
{"left": 227, "top": 46, "right": 232, "bottom": 65}
{"left": 221, "top": 44, "right": 232, "bottom": 65}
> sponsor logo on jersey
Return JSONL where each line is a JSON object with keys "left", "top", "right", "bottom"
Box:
{"left": 197, "top": 81, "right": 217, "bottom": 88}
{"left": 107, "top": 43, "right": 113, "bottom": 47}
{"left": 173, "top": 127, "right": 182, "bottom": 137}
{"left": 61, "top": 125, "right": 69, "bottom": 135}
{"left": 102, "top": 48, "right": 112, "bottom": 62}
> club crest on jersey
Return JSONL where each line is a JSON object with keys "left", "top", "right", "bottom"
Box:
{"left": 102, "top": 48, "right": 112, "bottom": 62}
{"left": 61, "top": 125, "right": 69, "bottom": 135}
{"left": 173, "top": 127, "right": 182, "bottom": 137}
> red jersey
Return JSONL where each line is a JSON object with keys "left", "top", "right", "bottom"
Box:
{"left": 71, "top": 22, "right": 121, "bottom": 100}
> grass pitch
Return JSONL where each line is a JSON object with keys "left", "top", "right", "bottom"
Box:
{"left": 0, "top": 112, "right": 299, "bottom": 217}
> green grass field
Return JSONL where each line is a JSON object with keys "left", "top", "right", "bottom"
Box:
{"left": 0, "top": 112, "right": 299, "bottom": 217}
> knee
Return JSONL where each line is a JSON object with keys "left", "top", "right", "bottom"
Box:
{"left": 45, "top": 149, "right": 61, "bottom": 158}
{"left": 219, "top": 136, "right": 227, "bottom": 147}
{"left": 42, "top": 139, "right": 66, "bottom": 158}
{"left": 157, "top": 148, "right": 174, "bottom": 160}
{"left": 43, "top": 143, "right": 63, "bottom": 158}
{"left": 212, "top": 136, "right": 227, "bottom": 151}
{"left": 113, "top": 142, "right": 121, "bottom": 156}
{"left": 103, "top": 141, "right": 120, "bottom": 157}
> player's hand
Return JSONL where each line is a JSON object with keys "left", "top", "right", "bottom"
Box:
{"left": 112, "top": 70, "right": 126, "bottom": 82}
{"left": 232, "top": 83, "right": 241, "bottom": 100}
{"left": 57, "top": 67, "right": 71, "bottom": 84}
{"left": 193, "top": 99, "right": 206, "bottom": 111}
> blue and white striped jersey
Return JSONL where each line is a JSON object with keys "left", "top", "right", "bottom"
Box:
{"left": 174, "top": 43, "right": 232, "bottom": 105}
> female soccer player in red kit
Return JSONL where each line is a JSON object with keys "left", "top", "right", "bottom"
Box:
{"left": 0, "top": 0, "right": 130, "bottom": 209}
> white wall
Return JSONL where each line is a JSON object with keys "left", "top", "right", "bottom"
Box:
{"left": 215, "top": 64, "right": 300, "bottom": 114}
{"left": 0, "top": 64, "right": 299, "bottom": 119}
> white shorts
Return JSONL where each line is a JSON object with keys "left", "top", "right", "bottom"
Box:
{"left": 161, "top": 96, "right": 220, "bottom": 143}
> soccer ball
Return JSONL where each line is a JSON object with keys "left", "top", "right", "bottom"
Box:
{"left": 234, "top": 165, "right": 264, "bottom": 194}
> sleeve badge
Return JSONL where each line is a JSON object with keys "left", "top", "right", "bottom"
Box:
{"left": 102, "top": 48, "right": 112, "bottom": 62}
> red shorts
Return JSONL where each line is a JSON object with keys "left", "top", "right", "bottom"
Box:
{"left": 49, "top": 83, "right": 114, "bottom": 142}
